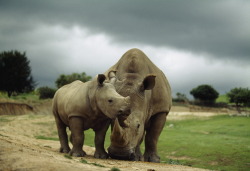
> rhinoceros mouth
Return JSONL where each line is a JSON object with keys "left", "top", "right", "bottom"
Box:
{"left": 108, "top": 146, "right": 135, "bottom": 160}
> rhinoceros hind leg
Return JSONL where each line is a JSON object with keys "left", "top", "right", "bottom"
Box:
{"left": 68, "top": 116, "right": 86, "bottom": 157}
{"left": 54, "top": 113, "right": 71, "bottom": 153}
{"left": 144, "top": 112, "right": 167, "bottom": 163}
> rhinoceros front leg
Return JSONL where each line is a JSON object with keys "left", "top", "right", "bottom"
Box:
{"left": 68, "top": 116, "right": 86, "bottom": 157}
{"left": 144, "top": 112, "right": 167, "bottom": 163}
{"left": 93, "top": 121, "right": 110, "bottom": 159}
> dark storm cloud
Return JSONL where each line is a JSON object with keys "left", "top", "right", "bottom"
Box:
{"left": 1, "top": 0, "right": 250, "bottom": 62}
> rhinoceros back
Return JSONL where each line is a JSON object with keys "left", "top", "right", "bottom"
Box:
{"left": 106, "top": 48, "right": 172, "bottom": 116}
{"left": 52, "top": 80, "right": 90, "bottom": 125}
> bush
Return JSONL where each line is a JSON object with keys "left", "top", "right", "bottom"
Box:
{"left": 227, "top": 87, "right": 250, "bottom": 107}
{"left": 190, "top": 84, "right": 219, "bottom": 106}
{"left": 55, "top": 72, "right": 92, "bottom": 88}
{"left": 38, "top": 87, "right": 56, "bottom": 99}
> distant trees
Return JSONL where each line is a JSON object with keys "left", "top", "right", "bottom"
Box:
{"left": 227, "top": 88, "right": 250, "bottom": 108}
{"left": 190, "top": 84, "right": 219, "bottom": 105}
{"left": 38, "top": 86, "right": 56, "bottom": 99}
{"left": 55, "top": 72, "right": 92, "bottom": 88}
{"left": 173, "top": 92, "right": 189, "bottom": 103}
{"left": 0, "top": 51, "right": 35, "bottom": 97}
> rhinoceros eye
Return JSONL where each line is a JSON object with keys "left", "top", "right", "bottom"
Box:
{"left": 137, "top": 124, "right": 140, "bottom": 129}
{"left": 108, "top": 99, "right": 113, "bottom": 103}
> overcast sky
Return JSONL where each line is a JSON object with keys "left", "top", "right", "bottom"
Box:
{"left": 0, "top": 0, "right": 249, "bottom": 97}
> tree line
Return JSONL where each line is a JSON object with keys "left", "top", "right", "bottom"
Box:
{"left": 1, "top": 50, "right": 249, "bottom": 108}
{"left": 0, "top": 50, "right": 92, "bottom": 98}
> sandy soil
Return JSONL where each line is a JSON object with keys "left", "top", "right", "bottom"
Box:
{"left": 0, "top": 104, "right": 212, "bottom": 171}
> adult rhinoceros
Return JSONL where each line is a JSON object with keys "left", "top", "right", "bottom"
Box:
{"left": 105, "top": 48, "right": 172, "bottom": 162}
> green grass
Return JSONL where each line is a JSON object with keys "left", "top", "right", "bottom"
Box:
{"left": 35, "top": 135, "right": 59, "bottom": 141}
{"left": 0, "top": 91, "right": 40, "bottom": 102}
{"left": 64, "top": 154, "right": 72, "bottom": 159}
{"left": 84, "top": 128, "right": 112, "bottom": 149}
{"left": 29, "top": 111, "right": 250, "bottom": 170}
{"left": 80, "top": 159, "right": 105, "bottom": 168}
{"left": 84, "top": 115, "right": 250, "bottom": 170}
{"left": 216, "top": 94, "right": 229, "bottom": 103}
{"left": 159, "top": 115, "right": 250, "bottom": 170}
{"left": 110, "top": 167, "right": 121, "bottom": 171}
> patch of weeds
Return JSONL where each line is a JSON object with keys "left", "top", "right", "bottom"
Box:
{"left": 110, "top": 167, "right": 121, "bottom": 171}
{"left": 33, "top": 122, "right": 54, "bottom": 126}
{"left": 64, "top": 154, "right": 72, "bottom": 159}
{"left": 0, "top": 133, "right": 8, "bottom": 137}
{"left": 91, "top": 163, "right": 105, "bottom": 167}
{"left": 35, "top": 135, "right": 59, "bottom": 141}
{"left": 80, "top": 159, "right": 88, "bottom": 164}
{"left": 0, "top": 117, "right": 11, "bottom": 122}
{"left": 162, "top": 159, "right": 183, "bottom": 165}
{"left": 80, "top": 159, "right": 105, "bottom": 168}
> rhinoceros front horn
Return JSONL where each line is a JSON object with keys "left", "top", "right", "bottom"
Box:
{"left": 111, "top": 118, "right": 128, "bottom": 146}
{"left": 117, "top": 111, "right": 130, "bottom": 128}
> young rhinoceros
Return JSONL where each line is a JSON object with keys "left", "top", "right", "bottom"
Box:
{"left": 52, "top": 74, "right": 131, "bottom": 158}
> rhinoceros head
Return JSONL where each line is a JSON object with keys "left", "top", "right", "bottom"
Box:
{"left": 107, "top": 72, "right": 156, "bottom": 161}
{"left": 94, "top": 74, "right": 131, "bottom": 120}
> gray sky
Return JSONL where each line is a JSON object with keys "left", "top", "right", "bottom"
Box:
{"left": 0, "top": 0, "right": 249, "bottom": 97}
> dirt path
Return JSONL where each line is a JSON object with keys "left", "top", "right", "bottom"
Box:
{"left": 0, "top": 113, "right": 208, "bottom": 171}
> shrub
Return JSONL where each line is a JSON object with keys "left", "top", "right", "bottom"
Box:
{"left": 190, "top": 84, "right": 219, "bottom": 106}
{"left": 38, "top": 87, "right": 56, "bottom": 99}
{"left": 227, "top": 87, "right": 250, "bottom": 107}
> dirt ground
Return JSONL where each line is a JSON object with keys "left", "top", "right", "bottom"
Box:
{"left": 0, "top": 103, "right": 220, "bottom": 171}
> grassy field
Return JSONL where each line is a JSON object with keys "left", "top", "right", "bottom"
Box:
{"left": 2, "top": 93, "right": 250, "bottom": 170}
{"left": 160, "top": 115, "right": 250, "bottom": 170}
{"left": 216, "top": 94, "right": 230, "bottom": 103}
{"left": 82, "top": 115, "right": 250, "bottom": 171}
{"left": 0, "top": 91, "right": 39, "bottom": 102}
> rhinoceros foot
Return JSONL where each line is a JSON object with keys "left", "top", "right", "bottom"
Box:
{"left": 69, "top": 149, "right": 86, "bottom": 157}
{"left": 94, "top": 150, "right": 109, "bottom": 159}
{"left": 59, "top": 146, "right": 70, "bottom": 153}
{"left": 144, "top": 152, "right": 160, "bottom": 163}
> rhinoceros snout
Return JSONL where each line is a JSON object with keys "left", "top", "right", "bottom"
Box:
{"left": 108, "top": 146, "right": 135, "bottom": 160}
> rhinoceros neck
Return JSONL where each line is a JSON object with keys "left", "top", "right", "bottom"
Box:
{"left": 86, "top": 80, "right": 102, "bottom": 116}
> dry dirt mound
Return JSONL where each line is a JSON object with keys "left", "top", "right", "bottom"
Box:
{"left": 0, "top": 113, "right": 207, "bottom": 171}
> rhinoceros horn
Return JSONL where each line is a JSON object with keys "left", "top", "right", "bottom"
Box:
{"left": 108, "top": 70, "right": 117, "bottom": 84}
{"left": 111, "top": 118, "right": 128, "bottom": 146}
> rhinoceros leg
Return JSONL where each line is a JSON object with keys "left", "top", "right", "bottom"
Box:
{"left": 54, "top": 114, "right": 70, "bottom": 153}
{"left": 144, "top": 112, "right": 167, "bottom": 163}
{"left": 68, "top": 116, "right": 86, "bottom": 157}
{"left": 134, "top": 144, "right": 143, "bottom": 161}
{"left": 93, "top": 121, "right": 110, "bottom": 159}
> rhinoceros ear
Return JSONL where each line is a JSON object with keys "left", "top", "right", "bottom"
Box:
{"left": 141, "top": 75, "right": 156, "bottom": 91}
{"left": 97, "top": 74, "right": 106, "bottom": 86}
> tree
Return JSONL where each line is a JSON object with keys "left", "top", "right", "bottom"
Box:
{"left": 0, "top": 51, "right": 35, "bottom": 97}
{"left": 190, "top": 84, "right": 219, "bottom": 105}
{"left": 38, "top": 86, "right": 56, "bottom": 99}
{"left": 174, "top": 92, "right": 189, "bottom": 103}
{"left": 55, "top": 72, "right": 92, "bottom": 88}
{"left": 227, "top": 88, "right": 250, "bottom": 108}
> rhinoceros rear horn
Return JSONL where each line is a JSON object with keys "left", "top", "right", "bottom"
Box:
{"left": 97, "top": 74, "right": 106, "bottom": 86}
{"left": 108, "top": 70, "right": 117, "bottom": 84}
